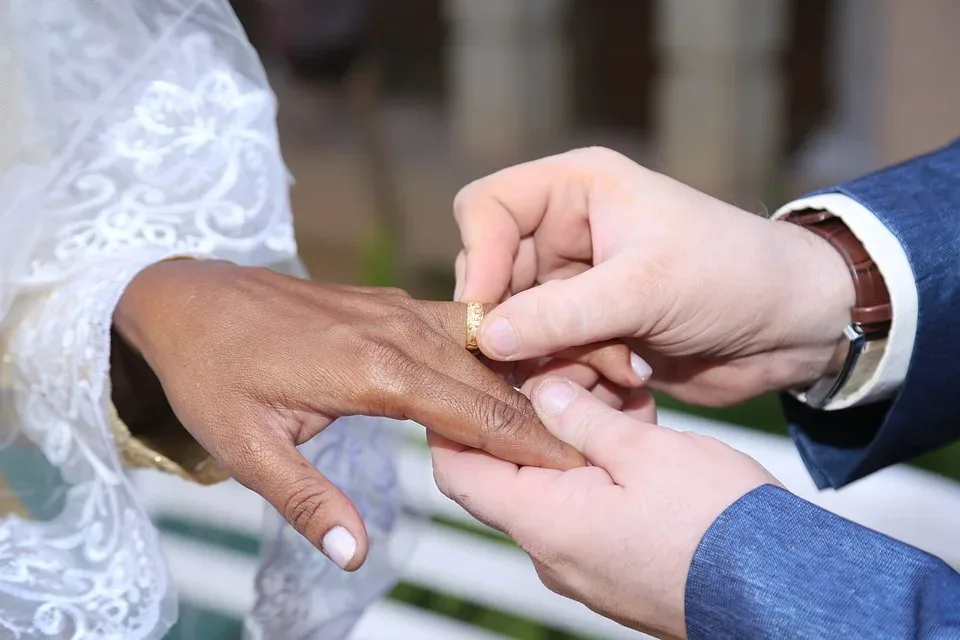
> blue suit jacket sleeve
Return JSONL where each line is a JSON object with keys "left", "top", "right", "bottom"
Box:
{"left": 686, "top": 485, "right": 960, "bottom": 640}
{"left": 782, "top": 138, "right": 960, "bottom": 489}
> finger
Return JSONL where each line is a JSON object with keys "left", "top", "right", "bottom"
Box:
{"left": 419, "top": 302, "right": 651, "bottom": 391}
{"left": 329, "top": 284, "right": 411, "bottom": 298}
{"left": 476, "top": 354, "right": 519, "bottom": 386}
{"left": 454, "top": 250, "right": 467, "bottom": 300}
{"left": 428, "top": 431, "right": 612, "bottom": 543}
{"left": 427, "top": 429, "right": 468, "bottom": 455}
{"left": 552, "top": 341, "right": 651, "bottom": 388}
{"left": 530, "top": 376, "right": 657, "bottom": 483}
{"left": 590, "top": 378, "right": 631, "bottom": 410}
{"left": 478, "top": 260, "right": 644, "bottom": 361}
{"left": 428, "top": 431, "right": 558, "bottom": 536}
{"left": 511, "top": 356, "right": 545, "bottom": 388}
{"left": 622, "top": 388, "right": 658, "bottom": 423}
{"left": 519, "top": 360, "right": 600, "bottom": 394}
{"left": 521, "top": 361, "right": 634, "bottom": 411}
{"left": 402, "top": 301, "right": 585, "bottom": 469}
{"left": 454, "top": 154, "right": 590, "bottom": 303}
{"left": 227, "top": 438, "right": 368, "bottom": 571}
{"left": 398, "top": 356, "right": 585, "bottom": 470}
{"left": 428, "top": 429, "right": 523, "bottom": 534}
{"left": 417, "top": 300, "right": 498, "bottom": 350}
{"left": 510, "top": 237, "right": 538, "bottom": 295}
{"left": 527, "top": 364, "right": 630, "bottom": 409}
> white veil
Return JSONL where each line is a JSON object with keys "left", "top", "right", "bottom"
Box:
{"left": 0, "top": 1, "right": 401, "bottom": 638}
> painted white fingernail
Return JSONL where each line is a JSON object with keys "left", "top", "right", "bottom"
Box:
{"left": 631, "top": 353, "right": 652, "bottom": 380}
{"left": 322, "top": 526, "right": 357, "bottom": 570}
{"left": 536, "top": 379, "right": 577, "bottom": 418}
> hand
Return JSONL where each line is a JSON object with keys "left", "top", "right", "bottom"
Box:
{"left": 430, "top": 378, "right": 779, "bottom": 639}
{"left": 113, "top": 259, "right": 585, "bottom": 570}
{"left": 453, "top": 147, "right": 855, "bottom": 406}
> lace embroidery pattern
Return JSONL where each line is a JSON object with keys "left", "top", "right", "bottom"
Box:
{"left": 0, "top": 1, "right": 317, "bottom": 638}
{"left": 2, "top": 1, "right": 403, "bottom": 637}
{"left": 1, "top": 255, "right": 179, "bottom": 639}
{"left": 25, "top": 28, "right": 297, "bottom": 286}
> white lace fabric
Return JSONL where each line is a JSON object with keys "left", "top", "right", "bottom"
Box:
{"left": 1, "top": 255, "right": 183, "bottom": 640}
{"left": 0, "top": 1, "right": 399, "bottom": 638}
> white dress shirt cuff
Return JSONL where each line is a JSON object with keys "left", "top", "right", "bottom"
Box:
{"left": 772, "top": 193, "right": 918, "bottom": 410}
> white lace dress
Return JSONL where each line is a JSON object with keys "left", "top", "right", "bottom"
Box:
{"left": 0, "top": 2, "right": 399, "bottom": 638}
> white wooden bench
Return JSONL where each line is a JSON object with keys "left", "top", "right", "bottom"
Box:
{"left": 134, "top": 410, "right": 960, "bottom": 640}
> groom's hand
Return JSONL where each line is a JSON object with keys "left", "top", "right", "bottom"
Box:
{"left": 113, "top": 259, "right": 584, "bottom": 570}
{"left": 453, "top": 147, "right": 855, "bottom": 406}
{"left": 430, "top": 379, "right": 779, "bottom": 639}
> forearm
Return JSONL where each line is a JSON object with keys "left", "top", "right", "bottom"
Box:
{"left": 686, "top": 485, "right": 960, "bottom": 639}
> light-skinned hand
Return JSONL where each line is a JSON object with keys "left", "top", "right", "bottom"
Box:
{"left": 431, "top": 377, "right": 779, "bottom": 639}
{"left": 454, "top": 147, "right": 855, "bottom": 406}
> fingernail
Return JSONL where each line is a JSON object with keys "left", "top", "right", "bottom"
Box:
{"left": 631, "top": 353, "right": 652, "bottom": 380}
{"left": 322, "top": 526, "right": 357, "bottom": 570}
{"left": 483, "top": 316, "right": 521, "bottom": 358}
{"left": 536, "top": 379, "right": 577, "bottom": 418}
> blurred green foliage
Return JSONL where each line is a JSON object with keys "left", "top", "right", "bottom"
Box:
{"left": 360, "top": 222, "right": 398, "bottom": 288}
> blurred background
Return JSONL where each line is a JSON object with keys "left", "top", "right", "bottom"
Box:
{"left": 160, "top": 0, "right": 960, "bottom": 638}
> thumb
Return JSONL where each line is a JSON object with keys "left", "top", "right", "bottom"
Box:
{"left": 478, "top": 260, "right": 641, "bottom": 361}
{"left": 227, "top": 438, "right": 369, "bottom": 571}
{"left": 530, "top": 376, "right": 654, "bottom": 483}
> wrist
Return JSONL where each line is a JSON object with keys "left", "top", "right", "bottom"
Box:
{"left": 114, "top": 261, "right": 173, "bottom": 365}
{"left": 111, "top": 260, "right": 229, "bottom": 485}
{"left": 767, "top": 220, "right": 856, "bottom": 390}
{"left": 113, "top": 258, "right": 226, "bottom": 368}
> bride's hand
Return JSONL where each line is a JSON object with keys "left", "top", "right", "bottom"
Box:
{"left": 113, "top": 259, "right": 585, "bottom": 570}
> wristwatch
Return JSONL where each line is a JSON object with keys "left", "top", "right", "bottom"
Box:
{"left": 780, "top": 208, "right": 892, "bottom": 409}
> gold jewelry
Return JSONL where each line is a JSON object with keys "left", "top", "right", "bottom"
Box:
{"left": 465, "top": 302, "right": 484, "bottom": 353}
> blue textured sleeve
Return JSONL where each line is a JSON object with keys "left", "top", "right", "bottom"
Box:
{"left": 783, "top": 138, "right": 960, "bottom": 488}
{"left": 685, "top": 485, "right": 960, "bottom": 640}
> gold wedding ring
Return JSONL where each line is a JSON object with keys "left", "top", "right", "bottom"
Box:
{"left": 465, "top": 302, "right": 484, "bottom": 353}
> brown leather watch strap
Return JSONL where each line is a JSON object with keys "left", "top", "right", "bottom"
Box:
{"left": 781, "top": 208, "right": 892, "bottom": 339}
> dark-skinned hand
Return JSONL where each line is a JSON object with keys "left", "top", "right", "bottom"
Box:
{"left": 113, "top": 260, "right": 636, "bottom": 570}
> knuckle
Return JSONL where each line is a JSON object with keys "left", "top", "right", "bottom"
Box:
{"left": 382, "top": 287, "right": 412, "bottom": 298}
{"left": 567, "top": 145, "right": 627, "bottom": 167}
{"left": 682, "top": 431, "right": 727, "bottom": 452}
{"left": 382, "top": 306, "right": 425, "bottom": 339}
{"left": 281, "top": 477, "right": 332, "bottom": 536}
{"left": 362, "top": 343, "right": 419, "bottom": 412}
{"left": 521, "top": 533, "right": 571, "bottom": 573}
{"left": 533, "top": 563, "right": 570, "bottom": 599}
{"left": 236, "top": 433, "right": 267, "bottom": 459}
{"left": 365, "top": 342, "right": 409, "bottom": 381}
{"left": 576, "top": 403, "right": 614, "bottom": 432}
{"left": 453, "top": 180, "right": 482, "bottom": 222}
{"left": 319, "top": 321, "right": 364, "bottom": 353}
{"left": 566, "top": 403, "right": 613, "bottom": 445}
{"left": 222, "top": 432, "right": 269, "bottom": 476}
{"left": 476, "top": 395, "right": 530, "bottom": 443}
